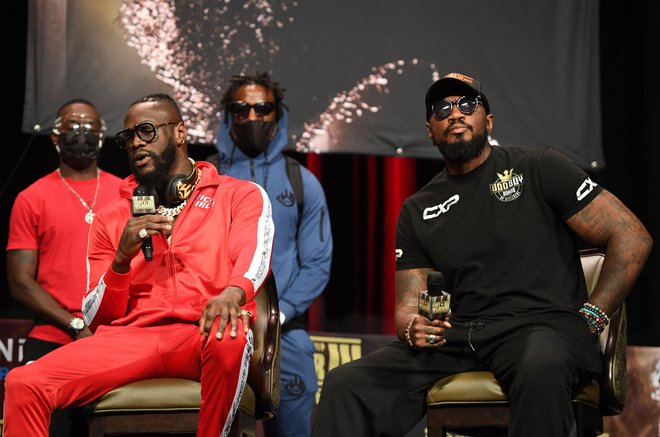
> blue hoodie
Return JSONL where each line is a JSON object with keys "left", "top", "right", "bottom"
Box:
{"left": 213, "top": 109, "right": 333, "bottom": 325}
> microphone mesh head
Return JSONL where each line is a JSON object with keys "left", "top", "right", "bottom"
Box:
{"left": 427, "top": 271, "right": 446, "bottom": 297}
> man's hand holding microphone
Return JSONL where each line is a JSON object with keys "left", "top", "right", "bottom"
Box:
{"left": 404, "top": 271, "right": 452, "bottom": 349}
{"left": 112, "top": 186, "right": 173, "bottom": 274}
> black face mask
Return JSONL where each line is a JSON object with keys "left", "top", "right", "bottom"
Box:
{"left": 58, "top": 129, "right": 102, "bottom": 169}
{"left": 231, "top": 121, "right": 277, "bottom": 158}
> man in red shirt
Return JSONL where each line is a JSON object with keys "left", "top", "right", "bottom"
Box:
{"left": 6, "top": 98, "right": 122, "bottom": 436}
{"left": 4, "top": 93, "right": 274, "bottom": 437}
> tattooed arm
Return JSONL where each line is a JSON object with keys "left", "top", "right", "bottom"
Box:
{"left": 566, "top": 189, "right": 653, "bottom": 316}
{"left": 395, "top": 268, "right": 429, "bottom": 341}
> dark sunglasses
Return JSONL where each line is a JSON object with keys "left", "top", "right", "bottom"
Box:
{"left": 115, "top": 121, "right": 179, "bottom": 150}
{"left": 431, "top": 95, "right": 483, "bottom": 120}
{"left": 228, "top": 101, "right": 275, "bottom": 118}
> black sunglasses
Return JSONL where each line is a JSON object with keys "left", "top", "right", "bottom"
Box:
{"left": 228, "top": 101, "right": 275, "bottom": 119}
{"left": 115, "top": 121, "right": 179, "bottom": 150}
{"left": 431, "top": 96, "right": 483, "bottom": 120}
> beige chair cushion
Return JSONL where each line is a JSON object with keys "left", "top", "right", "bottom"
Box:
{"left": 93, "top": 378, "right": 256, "bottom": 416}
{"left": 426, "top": 369, "right": 600, "bottom": 409}
{"left": 427, "top": 372, "right": 506, "bottom": 405}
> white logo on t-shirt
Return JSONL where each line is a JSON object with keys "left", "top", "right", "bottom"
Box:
{"left": 422, "top": 194, "right": 460, "bottom": 220}
{"left": 576, "top": 177, "right": 598, "bottom": 201}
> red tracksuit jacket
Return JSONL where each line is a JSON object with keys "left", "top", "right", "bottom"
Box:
{"left": 83, "top": 161, "right": 274, "bottom": 328}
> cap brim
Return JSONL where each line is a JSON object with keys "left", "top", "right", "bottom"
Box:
{"left": 426, "top": 78, "right": 480, "bottom": 105}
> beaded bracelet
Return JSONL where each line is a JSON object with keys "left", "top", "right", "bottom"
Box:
{"left": 579, "top": 309, "right": 606, "bottom": 336}
{"left": 404, "top": 316, "right": 416, "bottom": 347}
{"left": 579, "top": 302, "right": 610, "bottom": 336}
{"left": 583, "top": 302, "right": 610, "bottom": 326}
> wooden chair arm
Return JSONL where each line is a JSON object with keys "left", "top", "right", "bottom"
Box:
{"left": 599, "top": 302, "right": 627, "bottom": 415}
{"left": 248, "top": 274, "right": 281, "bottom": 419}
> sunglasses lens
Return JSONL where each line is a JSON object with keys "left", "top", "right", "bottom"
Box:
{"left": 230, "top": 102, "right": 251, "bottom": 118}
{"left": 457, "top": 96, "right": 478, "bottom": 114}
{"left": 230, "top": 101, "right": 275, "bottom": 118}
{"left": 135, "top": 122, "right": 157, "bottom": 142}
{"left": 254, "top": 102, "right": 275, "bottom": 116}
{"left": 115, "top": 129, "right": 134, "bottom": 149}
{"left": 432, "top": 101, "right": 453, "bottom": 119}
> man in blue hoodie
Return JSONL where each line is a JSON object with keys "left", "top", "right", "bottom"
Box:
{"left": 208, "top": 72, "right": 333, "bottom": 437}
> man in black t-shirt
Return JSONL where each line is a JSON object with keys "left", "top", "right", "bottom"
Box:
{"left": 312, "top": 72, "right": 653, "bottom": 437}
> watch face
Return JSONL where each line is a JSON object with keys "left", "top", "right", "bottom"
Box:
{"left": 71, "top": 317, "right": 85, "bottom": 330}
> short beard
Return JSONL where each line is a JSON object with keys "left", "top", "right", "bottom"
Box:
{"left": 434, "top": 123, "right": 488, "bottom": 162}
{"left": 129, "top": 138, "right": 177, "bottom": 192}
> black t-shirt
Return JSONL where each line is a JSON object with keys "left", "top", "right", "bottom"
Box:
{"left": 395, "top": 145, "right": 603, "bottom": 323}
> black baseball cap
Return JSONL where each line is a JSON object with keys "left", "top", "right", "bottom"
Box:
{"left": 425, "top": 72, "right": 490, "bottom": 120}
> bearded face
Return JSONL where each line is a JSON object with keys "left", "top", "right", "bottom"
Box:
{"left": 129, "top": 135, "right": 177, "bottom": 191}
{"left": 432, "top": 121, "right": 489, "bottom": 162}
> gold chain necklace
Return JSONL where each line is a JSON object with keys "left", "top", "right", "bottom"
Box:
{"left": 57, "top": 168, "right": 101, "bottom": 224}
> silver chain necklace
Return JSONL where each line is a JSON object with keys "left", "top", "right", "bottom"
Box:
{"left": 156, "top": 198, "right": 188, "bottom": 217}
{"left": 57, "top": 168, "right": 101, "bottom": 224}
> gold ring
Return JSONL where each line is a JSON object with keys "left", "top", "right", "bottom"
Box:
{"left": 240, "top": 310, "right": 252, "bottom": 317}
{"left": 138, "top": 229, "right": 148, "bottom": 239}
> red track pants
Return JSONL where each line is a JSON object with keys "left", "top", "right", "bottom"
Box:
{"left": 3, "top": 321, "right": 252, "bottom": 437}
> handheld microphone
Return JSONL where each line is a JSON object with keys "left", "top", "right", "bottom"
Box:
{"left": 418, "top": 271, "right": 451, "bottom": 320}
{"left": 132, "top": 185, "right": 158, "bottom": 261}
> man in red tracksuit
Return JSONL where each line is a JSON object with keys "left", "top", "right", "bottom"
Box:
{"left": 4, "top": 93, "right": 274, "bottom": 437}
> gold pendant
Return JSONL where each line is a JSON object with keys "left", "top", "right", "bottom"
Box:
{"left": 85, "top": 211, "right": 95, "bottom": 224}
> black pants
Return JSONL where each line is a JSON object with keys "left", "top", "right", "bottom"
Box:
{"left": 311, "top": 312, "right": 601, "bottom": 437}
{"left": 22, "top": 337, "right": 90, "bottom": 437}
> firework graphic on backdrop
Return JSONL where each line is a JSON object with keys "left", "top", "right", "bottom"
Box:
{"left": 118, "top": 0, "right": 298, "bottom": 144}
{"left": 293, "top": 59, "right": 440, "bottom": 154}
{"left": 118, "top": 0, "right": 439, "bottom": 152}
